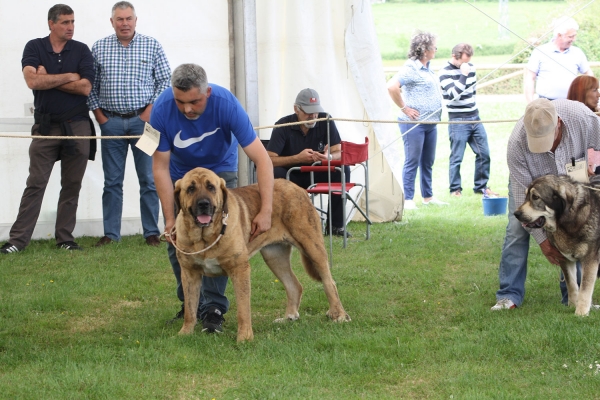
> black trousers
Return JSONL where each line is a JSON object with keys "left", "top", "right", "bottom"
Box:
{"left": 274, "top": 166, "right": 350, "bottom": 228}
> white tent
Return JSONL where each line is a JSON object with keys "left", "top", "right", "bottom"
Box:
{"left": 0, "top": 0, "right": 403, "bottom": 241}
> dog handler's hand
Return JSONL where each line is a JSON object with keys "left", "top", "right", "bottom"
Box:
{"left": 250, "top": 211, "right": 271, "bottom": 242}
{"left": 163, "top": 219, "right": 176, "bottom": 244}
{"left": 539, "top": 239, "right": 566, "bottom": 266}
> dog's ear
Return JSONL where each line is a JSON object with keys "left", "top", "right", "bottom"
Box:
{"left": 220, "top": 177, "right": 228, "bottom": 213}
{"left": 174, "top": 179, "right": 182, "bottom": 212}
{"left": 550, "top": 189, "right": 567, "bottom": 218}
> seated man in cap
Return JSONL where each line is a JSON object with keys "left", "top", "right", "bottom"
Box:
{"left": 267, "top": 88, "right": 351, "bottom": 237}
{"left": 491, "top": 98, "right": 600, "bottom": 311}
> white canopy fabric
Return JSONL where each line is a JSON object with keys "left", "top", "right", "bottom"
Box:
{"left": 344, "top": 1, "right": 404, "bottom": 221}
{"left": 0, "top": 0, "right": 403, "bottom": 241}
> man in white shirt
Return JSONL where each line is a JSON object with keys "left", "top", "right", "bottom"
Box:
{"left": 524, "top": 16, "right": 593, "bottom": 103}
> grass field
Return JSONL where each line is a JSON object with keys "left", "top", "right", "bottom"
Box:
{"left": 3, "top": 3, "right": 600, "bottom": 399}
{"left": 4, "top": 96, "right": 600, "bottom": 398}
{"left": 372, "top": 1, "right": 570, "bottom": 63}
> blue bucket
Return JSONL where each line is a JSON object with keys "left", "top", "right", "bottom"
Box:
{"left": 482, "top": 197, "right": 508, "bottom": 216}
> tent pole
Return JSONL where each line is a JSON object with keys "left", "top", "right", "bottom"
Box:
{"left": 229, "top": 0, "right": 259, "bottom": 186}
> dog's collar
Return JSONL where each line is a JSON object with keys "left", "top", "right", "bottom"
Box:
{"left": 220, "top": 197, "right": 229, "bottom": 235}
{"left": 219, "top": 211, "right": 228, "bottom": 235}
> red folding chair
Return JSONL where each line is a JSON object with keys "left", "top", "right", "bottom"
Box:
{"left": 286, "top": 137, "right": 371, "bottom": 248}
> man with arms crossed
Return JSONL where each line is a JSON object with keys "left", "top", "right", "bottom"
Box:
{"left": 525, "top": 16, "right": 593, "bottom": 103}
{"left": 152, "top": 64, "right": 273, "bottom": 333}
{"left": 89, "top": 1, "right": 171, "bottom": 247}
{"left": 1, "top": 4, "right": 94, "bottom": 254}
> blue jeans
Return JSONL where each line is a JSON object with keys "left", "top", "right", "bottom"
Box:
{"left": 496, "top": 179, "right": 580, "bottom": 306}
{"left": 168, "top": 171, "right": 237, "bottom": 319}
{"left": 448, "top": 116, "right": 491, "bottom": 193}
{"left": 399, "top": 122, "right": 437, "bottom": 200}
{"left": 99, "top": 115, "right": 159, "bottom": 241}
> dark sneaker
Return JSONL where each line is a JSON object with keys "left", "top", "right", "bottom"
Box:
{"left": 145, "top": 235, "right": 161, "bottom": 247}
{"left": 94, "top": 236, "right": 114, "bottom": 247}
{"left": 56, "top": 241, "right": 82, "bottom": 251}
{"left": 326, "top": 227, "right": 353, "bottom": 238}
{"left": 167, "top": 303, "right": 185, "bottom": 324}
{"left": 201, "top": 306, "right": 225, "bottom": 333}
{"left": 0, "top": 242, "right": 21, "bottom": 254}
{"left": 166, "top": 303, "right": 203, "bottom": 325}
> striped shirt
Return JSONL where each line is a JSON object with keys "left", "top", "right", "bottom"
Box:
{"left": 439, "top": 61, "right": 478, "bottom": 118}
{"left": 87, "top": 32, "right": 171, "bottom": 113}
{"left": 508, "top": 99, "right": 600, "bottom": 244}
{"left": 393, "top": 58, "right": 442, "bottom": 122}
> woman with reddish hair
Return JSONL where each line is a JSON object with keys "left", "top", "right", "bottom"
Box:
{"left": 567, "top": 75, "right": 600, "bottom": 112}
{"left": 568, "top": 75, "right": 600, "bottom": 174}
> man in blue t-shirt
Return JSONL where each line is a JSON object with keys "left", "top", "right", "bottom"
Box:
{"left": 151, "top": 63, "right": 273, "bottom": 333}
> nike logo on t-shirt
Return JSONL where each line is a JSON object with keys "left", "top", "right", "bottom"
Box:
{"left": 173, "top": 128, "right": 221, "bottom": 148}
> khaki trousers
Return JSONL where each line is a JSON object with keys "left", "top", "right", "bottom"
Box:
{"left": 9, "top": 120, "right": 90, "bottom": 248}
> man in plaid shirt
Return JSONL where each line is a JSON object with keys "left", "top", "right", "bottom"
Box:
{"left": 492, "top": 99, "right": 600, "bottom": 311}
{"left": 88, "top": 1, "right": 171, "bottom": 248}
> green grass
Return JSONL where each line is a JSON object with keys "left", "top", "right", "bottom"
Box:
{"left": 373, "top": 1, "right": 569, "bottom": 63}
{"left": 3, "top": 96, "right": 600, "bottom": 398}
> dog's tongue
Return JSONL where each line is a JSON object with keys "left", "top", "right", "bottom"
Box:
{"left": 197, "top": 215, "right": 211, "bottom": 224}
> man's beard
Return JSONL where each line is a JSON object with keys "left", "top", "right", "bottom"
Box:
{"left": 304, "top": 121, "right": 316, "bottom": 129}
{"left": 184, "top": 113, "right": 200, "bottom": 120}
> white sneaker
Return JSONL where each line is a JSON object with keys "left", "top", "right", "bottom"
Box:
{"left": 422, "top": 197, "right": 449, "bottom": 206}
{"left": 491, "top": 298, "right": 516, "bottom": 310}
{"left": 404, "top": 200, "right": 418, "bottom": 210}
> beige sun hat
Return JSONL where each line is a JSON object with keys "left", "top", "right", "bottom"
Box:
{"left": 524, "top": 98, "right": 558, "bottom": 153}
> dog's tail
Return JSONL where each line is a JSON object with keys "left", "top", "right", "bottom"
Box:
{"left": 300, "top": 253, "right": 324, "bottom": 282}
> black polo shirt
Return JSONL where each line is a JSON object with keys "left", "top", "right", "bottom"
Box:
{"left": 267, "top": 113, "right": 342, "bottom": 166}
{"left": 21, "top": 36, "right": 94, "bottom": 116}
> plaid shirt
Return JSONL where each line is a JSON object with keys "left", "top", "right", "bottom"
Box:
{"left": 88, "top": 32, "right": 171, "bottom": 113}
{"left": 508, "top": 99, "right": 600, "bottom": 244}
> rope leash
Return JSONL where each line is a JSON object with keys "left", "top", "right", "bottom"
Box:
{"left": 161, "top": 212, "right": 229, "bottom": 256}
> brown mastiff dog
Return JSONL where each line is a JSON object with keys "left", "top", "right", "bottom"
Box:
{"left": 173, "top": 167, "right": 350, "bottom": 341}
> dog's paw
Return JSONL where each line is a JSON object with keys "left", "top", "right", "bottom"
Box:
{"left": 273, "top": 313, "right": 299, "bottom": 323}
{"left": 574, "top": 308, "right": 590, "bottom": 317}
{"left": 236, "top": 328, "right": 254, "bottom": 342}
{"left": 178, "top": 325, "right": 195, "bottom": 335}
{"left": 327, "top": 309, "right": 351, "bottom": 322}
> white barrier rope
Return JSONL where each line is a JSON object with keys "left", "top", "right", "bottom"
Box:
{"left": 4, "top": 112, "right": 600, "bottom": 165}
{"left": 0, "top": 115, "right": 523, "bottom": 141}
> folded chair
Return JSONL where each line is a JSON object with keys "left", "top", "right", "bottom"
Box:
{"left": 286, "top": 137, "right": 371, "bottom": 248}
